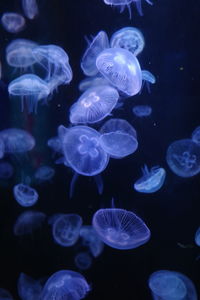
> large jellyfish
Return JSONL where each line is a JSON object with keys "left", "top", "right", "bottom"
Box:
{"left": 79, "top": 225, "right": 104, "bottom": 257}
{"left": 1, "top": 12, "right": 25, "bottom": 33}
{"left": 132, "top": 104, "right": 152, "bottom": 117}
{"left": 22, "top": 0, "right": 39, "bottom": 20}
{"left": 13, "top": 183, "right": 39, "bottom": 207}
{"left": 17, "top": 273, "right": 43, "bottom": 300}
{"left": 92, "top": 208, "right": 151, "bottom": 249}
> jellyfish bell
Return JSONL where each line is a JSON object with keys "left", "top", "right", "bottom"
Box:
{"left": 13, "top": 183, "right": 39, "bottom": 207}
{"left": 1, "top": 12, "right": 25, "bottom": 33}
{"left": 74, "top": 252, "right": 93, "bottom": 270}
{"left": 22, "top": 0, "right": 39, "bottom": 20}
{"left": 132, "top": 105, "right": 152, "bottom": 117}
{"left": 34, "top": 165, "right": 55, "bottom": 182}
{"left": 141, "top": 70, "right": 156, "bottom": 93}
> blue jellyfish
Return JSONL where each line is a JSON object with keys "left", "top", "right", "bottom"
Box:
{"left": 148, "top": 270, "right": 198, "bottom": 300}
{"left": 22, "top": 0, "right": 39, "bottom": 19}
{"left": 17, "top": 273, "right": 42, "bottom": 300}
{"left": 0, "top": 138, "right": 5, "bottom": 159}
{"left": 110, "top": 27, "right": 145, "bottom": 56}
{"left": 13, "top": 210, "right": 46, "bottom": 236}
{"left": 81, "top": 31, "right": 109, "bottom": 76}
{"left": 0, "top": 288, "right": 14, "bottom": 299}
{"left": 78, "top": 75, "right": 110, "bottom": 92}
{"left": 134, "top": 165, "right": 166, "bottom": 193}
{"left": 47, "top": 136, "right": 63, "bottom": 155}
{"left": 166, "top": 139, "right": 200, "bottom": 177}
{"left": 191, "top": 126, "right": 200, "bottom": 146}
{"left": 0, "top": 161, "right": 14, "bottom": 179}
{"left": 80, "top": 225, "right": 104, "bottom": 257}
{"left": 52, "top": 214, "right": 83, "bottom": 247}
{"left": 34, "top": 165, "right": 55, "bottom": 182}
{"left": 96, "top": 48, "right": 142, "bottom": 96}
{"left": 8, "top": 74, "right": 50, "bottom": 113}
{"left": 99, "top": 118, "right": 138, "bottom": 158}
{"left": 132, "top": 105, "right": 152, "bottom": 117}
{"left": 69, "top": 86, "right": 119, "bottom": 124}
{"left": 92, "top": 208, "right": 151, "bottom": 250}
{"left": 74, "top": 252, "right": 93, "bottom": 270}
{"left": 194, "top": 227, "right": 200, "bottom": 247}
{"left": 13, "top": 183, "right": 39, "bottom": 207}
{"left": 141, "top": 70, "right": 156, "bottom": 93}
{"left": 1, "top": 12, "right": 25, "bottom": 33}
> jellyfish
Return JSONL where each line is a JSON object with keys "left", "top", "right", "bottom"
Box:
{"left": 191, "top": 126, "right": 200, "bottom": 146}
{"left": 17, "top": 273, "right": 43, "bottom": 300}
{"left": 74, "top": 252, "right": 93, "bottom": 270}
{"left": 166, "top": 139, "right": 200, "bottom": 177}
{"left": 194, "top": 227, "right": 200, "bottom": 247}
{"left": 52, "top": 214, "right": 83, "bottom": 247}
{"left": 78, "top": 75, "right": 110, "bottom": 92}
{"left": 0, "top": 161, "right": 14, "bottom": 179}
{"left": 34, "top": 165, "right": 55, "bottom": 182}
{"left": 132, "top": 105, "right": 152, "bottom": 117}
{"left": 1, "top": 12, "right": 25, "bottom": 33}
{"left": 13, "top": 183, "right": 39, "bottom": 207}
{"left": 148, "top": 270, "right": 198, "bottom": 300}
{"left": 22, "top": 0, "right": 39, "bottom": 19}
{"left": 0, "top": 138, "right": 5, "bottom": 159}
{"left": 80, "top": 225, "right": 104, "bottom": 257}
{"left": 40, "top": 270, "right": 90, "bottom": 300}
{"left": 110, "top": 27, "right": 145, "bottom": 56}
{"left": 141, "top": 70, "right": 156, "bottom": 92}
{"left": 96, "top": 48, "right": 142, "bottom": 96}
{"left": 0, "top": 288, "right": 14, "bottom": 300}
{"left": 69, "top": 85, "right": 119, "bottom": 124}
{"left": 81, "top": 31, "right": 109, "bottom": 76}
{"left": 92, "top": 208, "right": 150, "bottom": 249}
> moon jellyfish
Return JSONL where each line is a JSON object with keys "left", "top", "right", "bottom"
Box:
{"left": 40, "top": 270, "right": 90, "bottom": 300}
{"left": 110, "top": 27, "right": 145, "bottom": 56}
{"left": 194, "top": 227, "right": 200, "bottom": 247}
{"left": 141, "top": 70, "right": 156, "bottom": 93}
{"left": 8, "top": 74, "right": 50, "bottom": 113}
{"left": 81, "top": 31, "right": 109, "bottom": 76}
{"left": 99, "top": 118, "right": 138, "bottom": 158}
{"left": 22, "top": 0, "right": 39, "bottom": 19}
{"left": 166, "top": 139, "right": 200, "bottom": 177}
{"left": 47, "top": 136, "right": 63, "bottom": 155}
{"left": 191, "top": 126, "right": 200, "bottom": 146}
{"left": 0, "top": 161, "right": 14, "bottom": 179}
{"left": 34, "top": 165, "right": 55, "bottom": 182}
{"left": 80, "top": 225, "right": 104, "bottom": 257}
{"left": 52, "top": 214, "right": 82, "bottom": 247}
{"left": 78, "top": 75, "right": 110, "bottom": 92}
{"left": 17, "top": 273, "right": 42, "bottom": 300}
{"left": 74, "top": 252, "right": 93, "bottom": 270}
{"left": 96, "top": 48, "right": 142, "bottom": 96}
{"left": 132, "top": 105, "right": 152, "bottom": 117}
{"left": 13, "top": 183, "right": 39, "bottom": 207}
{"left": 1, "top": 12, "right": 25, "bottom": 33}
{"left": 69, "top": 85, "right": 119, "bottom": 124}
{"left": 0, "top": 288, "right": 13, "bottom": 300}
{"left": 148, "top": 270, "right": 197, "bottom": 300}
{"left": 92, "top": 208, "right": 151, "bottom": 250}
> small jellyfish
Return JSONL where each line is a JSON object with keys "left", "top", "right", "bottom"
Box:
{"left": 17, "top": 273, "right": 42, "bottom": 300}
{"left": 81, "top": 31, "right": 109, "bottom": 76}
{"left": 141, "top": 70, "right": 156, "bottom": 92}
{"left": 1, "top": 12, "right": 25, "bottom": 33}
{"left": 80, "top": 225, "right": 104, "bottom": 257}
{"left": 191, "top": 126, "right": 200, "bottom": 145}
{"left": 96, "top": 48, "right": 142, "bottom": 96}
{"left": 13, "top": 183, "right": 39, "bottom": 207}
{"left": 52, "top": 214, "right": 83, "bottom": 247}
{"left": 110, "top": 27, "right": 145, "bottom": 56}
{"left": 34, "top": 165, "right": 55, "bottom": 182}
{"left": 134, "top": 165, "right": 166, "bottom": 193}
{"left": 74, "top": 252, "right": 93, "bottom": 270}
{"left": 132, "top": 105, "right": 152, "bottom": 117}
{"left": 78, "top": 75, "right": 110, "bottom": 92}
{"left": 92, "top": 208, "right": 151, "bottom": 250}
{"left": 69, "top": 85, "right": 119, "bottom": 124}
{"left": 166, "top": 139, "right": 200, "bottom": 177}
{"left": 40, "top": 270, "right": 90, "bottom": 300}
{"left": 0, "top": 288, "right": 14, "bottom": 300}
{"left": 194, "top": 227, "right": 200, "bottom": 247}
{"left": 0, "top": 161, "right": 14, "bottom": 179}
{"left": 22, "top": 0, "right": 39, "bottom": 20}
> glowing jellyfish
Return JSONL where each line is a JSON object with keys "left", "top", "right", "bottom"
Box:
{"left": 0, "top": 161, "right": 14, "bottom": 179}
{"left": 148, "top": 270, "right": 198, "bottom": 300}
{"left": 166, "top": 139, "right": 200, "bottom": 177}
{"left": 34, "top": 165, "right": 55, "bottom": 182}
{"left": 8, "top": 74, "right": 50, "bottom": 113}
{"left": 80, "top": 225, "right": 104, "bottom": 257}
{"left": 62, "top": 126, "right": 109, "bottom": 176}
{"left": 92, "top": 208, "right": 150, "bottom": 249}
{"left": 110, "top": 27, "right": 145, "bottom": 56}
{"left": 74, "top": 252, "right": 93, "bottom": 270}
{"left": 99, "top": 118, "right": 138, "bottom": 158}
{"left": 69, "top": 85, "right": 119, "bottom": 124}
{"left": 132, "top": 105, "right": 152, "bottom": 117}
{"left": 40, "top": 270, "right": 90, "bottom": 300}
{"left": 78, "top": 75, "right": 110, "bottom": 92}
{"left": 13, "top": 183, "right": 39, "bottom": 207}
{"left": 96, "top": 48, "right": 142, "bottom": 96}
{"left": 0, "top": 288, "right": 13, "bottom": 300}
{"left": 81, "top": 31, "right": 109, "bottom": 76}
{"left": 52, "top": 214, "right": 82, "bottom": 247}
{"left": 22, "top": 0, "right": 39, "bottom": 20}
{"left": 1, "top": 12, "right": 25, "bottom": 33}
{"left": 17, "top": 273, "right": 42, "bottom": 300}
{"left": 191, "top": 126, "right": 200, "bottom": 146}
{"left": 194, "top": 227, "right": 200, "bottom": 247}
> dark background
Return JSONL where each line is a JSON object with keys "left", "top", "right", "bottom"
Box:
{"left": 0, "top": 0, "right": 199, "bottom": 299}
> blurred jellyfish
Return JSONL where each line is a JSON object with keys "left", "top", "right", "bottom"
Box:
{"left": 134, "top": 165, "right": 166, "bottom": 193}
{"left": 99, "top": 118, "right": 138, "bottom": 158}
{"left": 1, "top": 12, "right": 25, "bottom": 33}
{"left": 8, "top": 74, "right": 50, "bottom": 113}
{"left": 18, "top": 273, "right": 42, "bottom": 300}
{"left": 148, "top": 270, "right": 198, "bottom": 300}
{"left": 166, "top": 139, "right": 200, "bottom": 177}
{"left": 80, "top": 225, "right": 104, "bottom": 257}
{"left": 141, "top": 70, "right": 156, "bottom": 93}
{"left": 191, "top": 126, "right": 200, "bottom": 146}
{"left": 194, "top": 227, "right": 200, "bottom": 247}
{"left": 52, "top": 214, "right": 82, "bottom": 247}
{"left": 92, "top": 208, "right": 150, "bottom": 249}
{"left": 78, "top": 75, "right": 110, "bottom": 92}
{"left": 132, "top": 105, "right": 152, "bottom": 117}
{"left": 47, "top": 136, "right": 63, "bottom": 156}
{"left": 22, "top": 0, "right": 39, "bottom": 20}
{"left": 34, "top": 165, "right": 55, "bottom": 182}
{"left": 40, "top": 270, "right": 90, "bottom": 300}
{"left": 13, "top": 183, "right": 39, "bottom": 207}
{"left": 81, "top": 31, "right": 109, "bottom": 76}
{"left": 74, "top": 252, "right": 93, "bottom": 270}
{"left": 0, "top": 288, "right": 14, "bottom": 300}
{"left": 0, "top": 161, "right": 14, "bottom": 179}
{"left": 13, "top": 210, "right": 46, "bottom": 236}
{"left": 96, "top": 48, "right": 142, "bottom": 96}
{"left": 110, "top": 27, "right": 145, "bottom": 56}
{"left": 0, "top": 138, "right": 5, "bottom": 159}
{"left": 69, "top": 85, "right": 119, "bottom": 124}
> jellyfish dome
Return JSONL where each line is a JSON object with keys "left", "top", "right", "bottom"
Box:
{"left": 141, "top": 70, "right": 156, "bottom": 84}
{"left": 194, "top": 227, "right": 200, "bottom": 247}
{"left": 134, "top": 165, "right": 166, "bottom": 193}
{"left": 62, "top": 126, "right": 109, "bottom": 176}
{"left": 191, "top": 126, "right": 200, "bottom": 146}
{"left": 110, "top": 27, "right": 145, "bottom": 56}
{"left": 74, "top": 252, "right": 93, "bottom": 270}
{"left": 166, "top": 139, "right": 200, "bottom": 177}
{"left": 92, "top": 208, "right": 151, "bottom": 250}
{"left": 132, "top": 105, "right": 152, "bottom": 117}
{"left": 34, "top": 165, "right": 55, "bottom": 182}
{"left": 1, "top": 12, "right": 25, "bottom": 33}
{"left": 22, "top": 0, "right": 39, "bottom": 20}
{"left": 96, "top": 48, "right": 142, "bottom": 96}
{"left": 69, "top": 85, "right": 119, "bottom": 124}
{"left": 13, "top": 184, "right": 39, "bottom": 207}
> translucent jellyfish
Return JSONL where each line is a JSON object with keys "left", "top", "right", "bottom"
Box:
{"left": 141, "top": 70, "right": 156, "bottom": 92}
{"left": 194, "top": 227, "right": 200, "bottom": 247}
{"left": 110, "top": 27, "right": 145, "bottom": 56}
{"left": 92, "top": 208, "right": 151, "bottom": 249}
{"left": 0, "top": 161, "right": 14, "bottom": 179}
{"left": 99, "top": 118, "right": 138, "bottom": 158}
{"left": 22, "top": 0, "right": 39, "bottom": 20}
{"left": 78, "top": 75, "right": 110, "bottom": 92}
{"left": 191, "top": 126, "right": 200, "bottom": 146}
{"left": 8, "top": 74, "right": 50, "bottom": 113}
{"left": 96, "top": 48, "right": 142, "bottom": 96}
{"left": 40, "top": 270, "right": 90, "bottom": 300}
{"left": 69, "top": 85, "right": 119, "bottom": 124}
{"left": 34, "top": 165, "right": 55, "bottom": 182}
{"left": 47, "top": 136, "right": 63, "bottom": 155}
{"left": 0, "top": 288, "right": 13, "bottom": 299}
{"left": 81, "top": 31, "right": 109, "bottom": 76}
{"left": 80, "top": 225, "right": 104, "bottom": 257}
{"left": 0, "top": 128, "right": 35, "bottom": 153}
{"left": 1, "top": 12, "right": 25, "bottom": 33}
{"left": 62, "top": 126, "right": 109, "bottom": 176}
{"left": 74, "top": 252, "right": 93, "bottom": 270}
{"left": 132, "top": 105, "right": 152, "bottom": 117}
{"left": 148, "top": 270, "right": 198, "bottom": 300}
{"left": 13, "top": 210, "right": 46, "bottom": 236}
{"left": 17, "top": 273, "right": 42, "bottom": 300}
{"left": 13, "top": 183, "right": 39, "bottom": 207}
{"left": 52, "top": 214, "right": 83, "bottom": 247}
{"left": 166, "top": 139, "right": 200, "bottom": 177}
